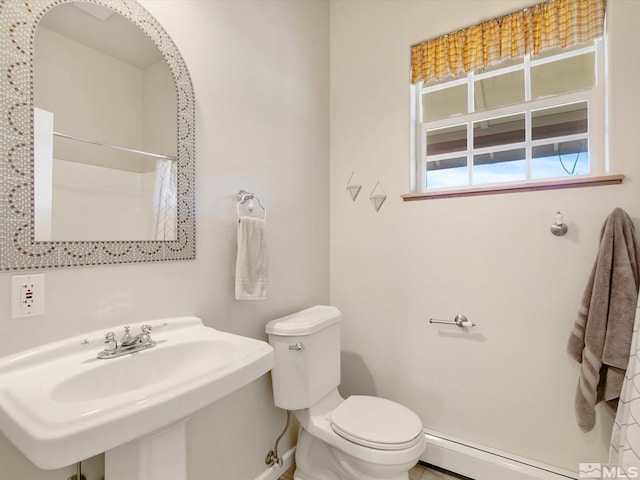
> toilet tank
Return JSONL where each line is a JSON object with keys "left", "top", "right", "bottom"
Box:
{"left": 266, "top": 306, "right": 341, "bottom": 410}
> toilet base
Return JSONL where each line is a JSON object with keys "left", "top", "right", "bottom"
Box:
{"left": 294, "top": 428, "right": 415, "bottom": 480}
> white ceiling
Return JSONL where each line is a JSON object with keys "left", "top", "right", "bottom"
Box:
{"left": 38, "top": 2, "right": 164, "bottom": 69}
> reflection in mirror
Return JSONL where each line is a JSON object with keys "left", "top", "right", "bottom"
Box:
{"left": 33, "top": 2, "right": 177, "bottom": 241}
{"left": 0, "top": 0, "right": 194, "bottom": 269}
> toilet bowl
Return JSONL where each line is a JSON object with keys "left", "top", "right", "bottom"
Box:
{"left": 266, "top": 306, "right": 425, "bottom": 480}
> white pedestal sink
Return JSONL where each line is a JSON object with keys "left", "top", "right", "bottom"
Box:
{"left": 105, "top": 421, "right": 188, "bottom": 480}
{"left": 0, "top": 316, "right": 273, "bottom": 479}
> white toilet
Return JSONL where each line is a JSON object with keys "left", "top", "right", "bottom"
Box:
{"left": 266, "top": 305, "right": 425, "bottom": 480}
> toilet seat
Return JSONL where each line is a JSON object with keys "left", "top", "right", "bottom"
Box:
{"left": 329, "top": 395, "right": 423, "bottom": 451}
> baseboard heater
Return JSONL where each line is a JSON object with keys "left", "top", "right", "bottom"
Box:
{"left": 255, "top": 431, "right": 579, "bottom": 480}
{"left": 422, "top": 429, "right": 578, "bottom": 480}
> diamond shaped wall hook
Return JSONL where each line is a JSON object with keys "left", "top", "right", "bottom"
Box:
{"left": 370, "top": 181, "right": 386, "bottom": 212}
{"left": 346, "top": 171, "right": 362, "bottom": 201}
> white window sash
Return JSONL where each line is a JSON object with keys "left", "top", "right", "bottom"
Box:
{"left": 414, "top": 40, "right": 604, "bottom": 192}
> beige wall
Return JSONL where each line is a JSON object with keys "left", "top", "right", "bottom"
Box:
{"left": 330, "top": 0, "right": 640, "bottom": 473}
{"left": 0, "top": 1, "right": 329, "bottom": 479}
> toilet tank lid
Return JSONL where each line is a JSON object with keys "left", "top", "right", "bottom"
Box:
{"left": 265, "top": 305, "right": 341, "bottom": 336}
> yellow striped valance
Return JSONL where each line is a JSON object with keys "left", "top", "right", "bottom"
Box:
{"left": 411, "top": 0, "right": 606, "bottom": 85}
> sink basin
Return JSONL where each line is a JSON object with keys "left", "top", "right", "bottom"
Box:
{"left": 0, "top": 316, "right": 273, "bottom": 470}
{"left": 51, "top": 338, "right": 239, "bottom": 402}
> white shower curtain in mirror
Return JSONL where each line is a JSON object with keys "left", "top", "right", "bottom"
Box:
{"left": 610, "top": 292, "right": 640, "bottom": 462}
{"left": 151, "top": 158, "right": 177, "bottom": 241}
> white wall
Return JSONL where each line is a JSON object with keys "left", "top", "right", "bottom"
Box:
{"left": 34, "top": 26, "right": 146, "bottom": 172}
{"left": 330, "top": 0, "right": 640, "bottom": 473}
{"left": 143, "top": 59, "right": 177, "bottom": 158}
{"left": 50, "top": 159, "right": 152, "bottom": 241}
{"left": 35, "top": 24, "right": 176, "bottom": 173}
{"left": 0, "top": 1, "right": 329, "bottom": 480}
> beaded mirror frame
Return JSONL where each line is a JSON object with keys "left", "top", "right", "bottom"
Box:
{"left": 0, "top": 0, "right": 195, "bottom": 270}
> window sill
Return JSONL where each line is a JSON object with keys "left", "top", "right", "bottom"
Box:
{"left": 402, "top": 174, "right": 624, "bottom": 201}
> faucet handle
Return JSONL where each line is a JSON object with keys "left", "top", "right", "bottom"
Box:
{"left": 140, "top": 324, "right": 153, "bottom": 345}
{"left": 120, "top": 326, "right": 133, "bottom": 344}
{"left": 104, "top": 332, "right": 117, "bottom": 352}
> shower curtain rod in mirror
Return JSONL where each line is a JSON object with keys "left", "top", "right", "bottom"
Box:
{"left": 53, "top": 131, "right": 177, "bottom": 161}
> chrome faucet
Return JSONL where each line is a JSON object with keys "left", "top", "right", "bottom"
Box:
{"left": 120, "top": 326, "right": 134, "bottom": 346}
{"left": 120, "top": 325, "right": 153, "bottom": 347}
{"left": 97, "top": 325, "right": 156, "bottom": 359}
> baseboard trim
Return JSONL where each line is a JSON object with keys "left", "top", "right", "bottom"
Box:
{"left": 254, "top": 447, "right": 296, "bottom": 480}
{"left": 422, "top": 429, "right": 578, "bottom": 480}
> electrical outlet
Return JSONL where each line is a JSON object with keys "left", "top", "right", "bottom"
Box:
{"left": 11, "top": 274, "right": 45, "bottom": 318}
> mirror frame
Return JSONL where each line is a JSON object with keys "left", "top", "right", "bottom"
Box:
{"left": 0, "top": 0, "right": 195, "bottom": 269}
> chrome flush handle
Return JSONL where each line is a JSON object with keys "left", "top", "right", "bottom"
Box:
{"left": 288, "top": 342, "right": 305, "bottom": 351}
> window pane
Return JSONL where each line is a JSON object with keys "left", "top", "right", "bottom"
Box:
{"left": 473, "top": 114, "right": 525, "bottom": 149}
{"left": 475, "top": 57, "right": 523, "bottom": 74}
{"left": 426, "top": 124, "right": 466, "bottom": 156}
{"left": 474, "top": 70, "right": 524, "bottom": 111}
{"left": 531, "top": 139, "right": 589, "bottom": 179}
{"left": 531, "top": 53, "right": 595, "bottom": 99}
{"left": 532, "top": 102, "right": 588, "bottom": 141}
{"left": 422, "top": 84, "right": 467, "bottom": 122}
{"left": 534, "top": 43, "right": 592, "bottom": 60}
{"left": 473, "top": 149, "right": 526, "bottom": 185}
{"left": 426, "top": 157, "right": 468, "bottom": 189}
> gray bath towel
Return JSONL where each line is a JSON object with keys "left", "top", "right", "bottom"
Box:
{"left": 568, "top": 208, "right": 640, "bottom": 433}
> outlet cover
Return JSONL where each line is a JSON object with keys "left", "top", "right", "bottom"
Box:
{"left": 11, "top": 274, "right": 45, "bottom": 318}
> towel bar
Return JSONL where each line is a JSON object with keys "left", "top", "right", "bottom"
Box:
{"left": 429, "top": 314, "right": 475, "bottom": 328}
{"left": 237, "top": 190, "right": 267, "bottom": 221}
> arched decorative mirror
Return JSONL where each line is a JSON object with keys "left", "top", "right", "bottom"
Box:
{"left": 0, "top": 0, "right": 195, "bottom": 269}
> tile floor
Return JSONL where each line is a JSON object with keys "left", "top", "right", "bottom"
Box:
{"left": 277, "top": 462, "right": 471, "bottom": 479}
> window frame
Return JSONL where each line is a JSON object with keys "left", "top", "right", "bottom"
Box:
{"left": 409, "top": 39, "right": 611, "bottom": 196}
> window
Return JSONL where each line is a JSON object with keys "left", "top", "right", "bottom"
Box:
{"left": 407, "top": 0, "right": 618, "bottom": 197}
{"left": 419, "top": 42, "right": 602, "bottom": 190}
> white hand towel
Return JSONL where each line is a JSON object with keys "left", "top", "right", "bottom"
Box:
{"left": 235, "top": 216, "right": 268, "bottom": 300}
